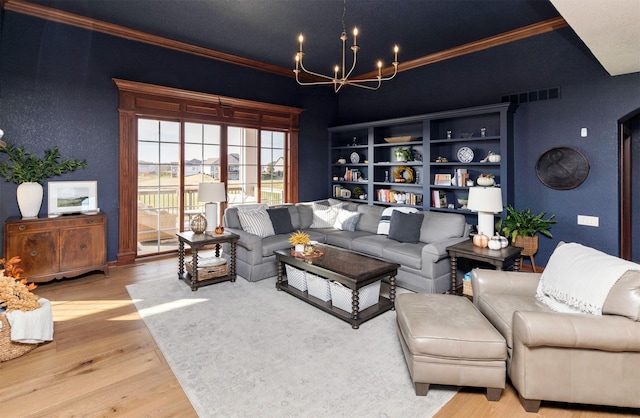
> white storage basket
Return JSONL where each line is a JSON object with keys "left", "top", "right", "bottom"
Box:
{"left": 330, "top": 280, "right": 381, "bottom": 312}
{"left": 306, "top": 273, "right": 332, "bottom": 302}
{"left": 285, "top": 264, "right": 307, "bottom": 292}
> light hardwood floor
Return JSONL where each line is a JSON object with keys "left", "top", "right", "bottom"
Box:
{"left": 1, "top": 256, "right": 636, "bottom": 417}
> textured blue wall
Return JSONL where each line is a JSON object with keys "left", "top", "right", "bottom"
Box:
{"left": 336, "top": 29, "right": 640, "bottom": 265}
{"left": 0, "top": 12, "right": 335, "bottom": 262}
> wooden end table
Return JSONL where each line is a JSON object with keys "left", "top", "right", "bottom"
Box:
{"left": 446, "top": 239, "right": 523, "bottom": 295}
{"left": 177, "top": 231, "right": 239, "bottom": 291}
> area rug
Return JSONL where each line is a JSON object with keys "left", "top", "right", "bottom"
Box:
{"left": 126, "top": 276, "right": 457, "bottom": 417}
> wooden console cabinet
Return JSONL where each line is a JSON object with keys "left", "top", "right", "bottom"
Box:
{"left": 4, "top": 214, "right": 109, "bottom": 283}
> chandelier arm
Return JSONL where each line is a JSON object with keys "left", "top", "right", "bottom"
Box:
{"left": 298, "top": 60, "right": 340, "bottom": 82}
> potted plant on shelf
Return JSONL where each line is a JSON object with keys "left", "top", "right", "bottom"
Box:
{"left": 393, "top": 147, "right": 413, "bottom": 162}
{"left": 496, "top": 205, "right": 557, "bottom": 271}
{"left": 0, "top": 130, "right": 88, "bottom": 219}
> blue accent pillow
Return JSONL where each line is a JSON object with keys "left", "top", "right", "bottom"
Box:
{"left": 267, "top": 207, "right": 294, "bottom": 234}
{"left": 388, "top": 211, "right": 424, "bottom": 243}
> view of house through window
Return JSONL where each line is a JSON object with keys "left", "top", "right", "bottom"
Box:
{"left": 137, "top": 119, "right": 287, "bottom": 256}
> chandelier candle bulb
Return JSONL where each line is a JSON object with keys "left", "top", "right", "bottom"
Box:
{"left": 353, "top": 27, "right": 357, "bottom": 45}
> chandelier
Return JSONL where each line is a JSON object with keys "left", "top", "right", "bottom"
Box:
{"left": 293, "top": 0, "right": 399, "bottom": 93}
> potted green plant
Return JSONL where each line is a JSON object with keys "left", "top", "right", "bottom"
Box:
{"left": 496, "top": 205, "right": 557, "bottom": 271}
{"left": 0, "top": 130, "right": 88, "bottom": 218}
{"left": 352, "top": 186, "right": 365, "bottom": 199}
{"left": 393, "top": 147, "right": 413, "bottom": 162}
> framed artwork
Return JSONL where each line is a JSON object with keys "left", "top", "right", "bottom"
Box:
{"left": 48, "top": 181, "right": 98, "bottom": 215}
{"left": 434, "top": 174, "right": 452, "bottom": 186}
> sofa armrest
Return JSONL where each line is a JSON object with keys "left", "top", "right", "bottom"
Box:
{"left": 422, "top": 237, "right": 469, "bottom": 263}
{"left": 513, "top": 310, "right": 640, "bottom": 351}
{"left": 223, "top": 227, "right": 262, "bottom": 251}
{"left": 472, "top": 269, "right": 541, "bottom": 299}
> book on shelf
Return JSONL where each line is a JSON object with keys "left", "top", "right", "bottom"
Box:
{"left": 333, "top": 184, "right": 342, "bottom": 198}
{"left": 432, "top": 190, "right": 447, "bottom": 208}
{"left": 454, "top": 168, "right": 468, "bottom": 187}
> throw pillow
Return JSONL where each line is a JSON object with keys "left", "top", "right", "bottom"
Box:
{"left": 333, "top": 209, "right": 361, "bottom": 231}
{"left": 387, "top": 211, "right": 424, "bottom": 243}
{"left": 238, "top": 209, "right": 275, "bottom": 238}
{"left": 377, "top": 206, "right": 419, "bottom": 235}
{"left": 267, "top": 207, "right": 294, "bottom": 234}
{"left": 310, "top": 202, "right": 343, "bottom": 228}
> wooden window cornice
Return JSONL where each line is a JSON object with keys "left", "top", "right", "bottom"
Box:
{"left": 114, "top": 79, "right": 303, "bottom": 265}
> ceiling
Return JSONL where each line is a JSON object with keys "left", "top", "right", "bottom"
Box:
{"left": 13, "top": 0, "right": 640, "bottom": 78}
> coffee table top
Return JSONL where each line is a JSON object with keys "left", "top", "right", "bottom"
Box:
{"left": 275, "top": 245, "right": 399, "bottom": 284}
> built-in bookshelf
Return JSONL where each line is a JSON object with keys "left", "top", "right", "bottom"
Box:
{"left": 328, "top": 103, "right": 516, "bottom": 222}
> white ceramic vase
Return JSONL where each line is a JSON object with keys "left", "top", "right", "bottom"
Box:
{"left": 16, "top": 182, "right": 43, "bottom": 219}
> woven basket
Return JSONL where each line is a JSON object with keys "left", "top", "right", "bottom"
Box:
{"left": 514, "top": 235, "right": 538, "bottom": 256}
{"left": 185, "top": 259, "right": 228, "bottom": 281}
{"left": 463, "top": 280, "right": 473, "bottom": 297}
{"left": 0, "top": 314, "right": 37, "bottom": 362}
{"left": 306, "top": 273, "right": 331, "bottom": 302}
{"left": 330, "top": 280, "right": 380, "bottom": 312}
{"left": 285, "top": 264, "right": 307, "bottom": 292}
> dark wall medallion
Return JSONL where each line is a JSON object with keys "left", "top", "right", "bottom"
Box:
{"left": 536, "top": 146, "right": 589, "bottom": 190}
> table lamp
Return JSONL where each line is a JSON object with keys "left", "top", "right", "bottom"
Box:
{"left": 467, "top": 187, "right": 503, "bottom": 237}
{"left": 198, "top": 182, "right": 226, "bottom": 233}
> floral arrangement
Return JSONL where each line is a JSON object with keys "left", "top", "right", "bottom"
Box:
{"left": 288, "top": 230, "right": 310, "bottom": 246}
{"left": 0, "top": 256, "right": 40, "bottom": 312}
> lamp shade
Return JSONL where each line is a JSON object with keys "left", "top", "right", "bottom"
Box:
{"left": 198, "top": 182, "right": 226, "bottom": 203}
{"left": 467, "top": 187, "right": 503, "bottom": 213}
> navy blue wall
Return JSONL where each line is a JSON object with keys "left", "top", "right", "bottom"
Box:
{"left": 337, "top": 28, "right": 640, "bottom": 265}
{"left": 0, "top": 12, "right": 336, "bottom": 262}
{"left": 1, "top": 12, "right": 638, "bottom": 268}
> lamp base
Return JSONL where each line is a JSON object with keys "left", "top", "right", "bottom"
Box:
{"left": 476, "top": 212, "right": 496, "bottom": 237}
{"left": 204, "top": 202, "right": 218, "bottom": 232}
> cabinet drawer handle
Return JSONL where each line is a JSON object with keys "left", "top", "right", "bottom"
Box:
{"left": 80, "top": 244, "right": 87, "bottom": 250}
{"left": 30, "top": 250, "right": 37, "bottom": 257}
{"left": 19, "top": 224, "right": 27, "bottom": 231}
{"left": 88, "top": 219, "right": 96, "bottom": 224}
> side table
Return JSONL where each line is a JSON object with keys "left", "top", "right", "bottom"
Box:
{"left": 446, "top": 240, "right": 523, "bottom": 295}
{"left": 176, "top": 231, "right": 239, "bottom": 291}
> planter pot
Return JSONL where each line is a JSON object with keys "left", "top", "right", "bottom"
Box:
{"left": 16, "top": 182, "right": 43, "bottom": 219}
{"left": 514, "top": 235, "right": 539, "bottom": 272}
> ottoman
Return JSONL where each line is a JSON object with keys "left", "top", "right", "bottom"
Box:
{"left": 395, "top": 293, "right": 507, "bottom": 401}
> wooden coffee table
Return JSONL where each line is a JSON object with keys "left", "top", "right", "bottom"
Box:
{"left": 275, "top": 245, "right": 399, "bottom": 329}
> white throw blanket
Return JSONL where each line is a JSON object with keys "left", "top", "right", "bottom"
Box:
{"left": 536, "top": 243, "right": 640, "bottom": 315}
{"left": 5, "top": 298, "right": 54, "bottom": 344}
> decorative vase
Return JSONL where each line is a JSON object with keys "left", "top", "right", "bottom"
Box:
{"left": 190, "top": 213, "right": 207, "bottom": 234}
{"left": 16, "top": 182, "right": 43, "bottom": 219}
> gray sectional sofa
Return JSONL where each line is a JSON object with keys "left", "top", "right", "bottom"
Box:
{"left": 222, "top": 199, "right": 469, "bottom": 293}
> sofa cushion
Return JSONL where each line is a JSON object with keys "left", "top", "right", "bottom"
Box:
{"left": 377, "top": 206, "right": 418, "bottom": 235}
{"left": 296, "top": 203, "right": 314, "bottom": 229}
{"left": 310, "top": 201, "right": 343, "bottom": 228}
{"left": 476, "top": 292, "right": 551, "bottom": 349}
{"left": 352, "top": 234, "right": 389, "bottom": 258}
{"left": 603, "top": 269, "right": 640, "bottom": 321}
{"left": 224, "top": 207, "right": 242, "bottom": 229}
{"left": 333, "top": 208, "right": 361, "bottom": 231}
{"left": 420, "top": 211, "right": 467, "bottom": 244}
{"left": 388, "top": 211, "right": 424, "bottom": 243}
{"left": 383, "top": 241, "right": 424, "bottom": 270}
{"left": 356, "top": 204, "right": 384, "bottom": 233}
{"left": 238, "top": 208, "right": 275, "bottom": 238}
{"left": 325, "top": 230, "right": 371, "bottom": 250}
{"left": 267, "top": 207, "right": 294, "bottom": 234}
{"left": 261, "top": 234, "right": 293, "bottom": 257}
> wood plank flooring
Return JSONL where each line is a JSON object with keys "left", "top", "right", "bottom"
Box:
{"left": 1, "top": 256, "right": 636, "bottom": 417}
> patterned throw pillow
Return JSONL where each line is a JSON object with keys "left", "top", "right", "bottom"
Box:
{"left": 238, "top": 209, "right": 275, "bottom": 238}
{"left": 310, "top": 202, "right": 343, "bottom": 228}
{"left": 376, "top": 206, "right": 419, "bottom": 235}
{"left": 333, "top": 209, "right": 362, "bottom": 231}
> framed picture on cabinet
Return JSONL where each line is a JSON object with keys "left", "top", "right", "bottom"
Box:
{"left": 48, "top": 181, "right": 98, "bottom": 216}
{"left": 434, "top": 174, "right": 452, "bottom": 186}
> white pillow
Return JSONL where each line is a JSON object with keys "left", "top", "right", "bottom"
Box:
{"left": 376, "top": 206, "right": 419, "bottom": 235}
{"left": 333, "top": 209, "right": 361, "bottom": 231}
{"left": 310, "top": 202, "right": 343, "bottom": 228}
{"left": 238, "top": 209, "right": 275, "bottom": 238}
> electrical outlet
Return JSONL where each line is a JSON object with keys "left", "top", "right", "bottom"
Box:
{"left": 577, "top": 215, "right": 599, "bottom": 227}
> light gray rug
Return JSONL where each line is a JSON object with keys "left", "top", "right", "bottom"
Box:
{"left": 126, "top": 276, "right": 457, "bottom": 417}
